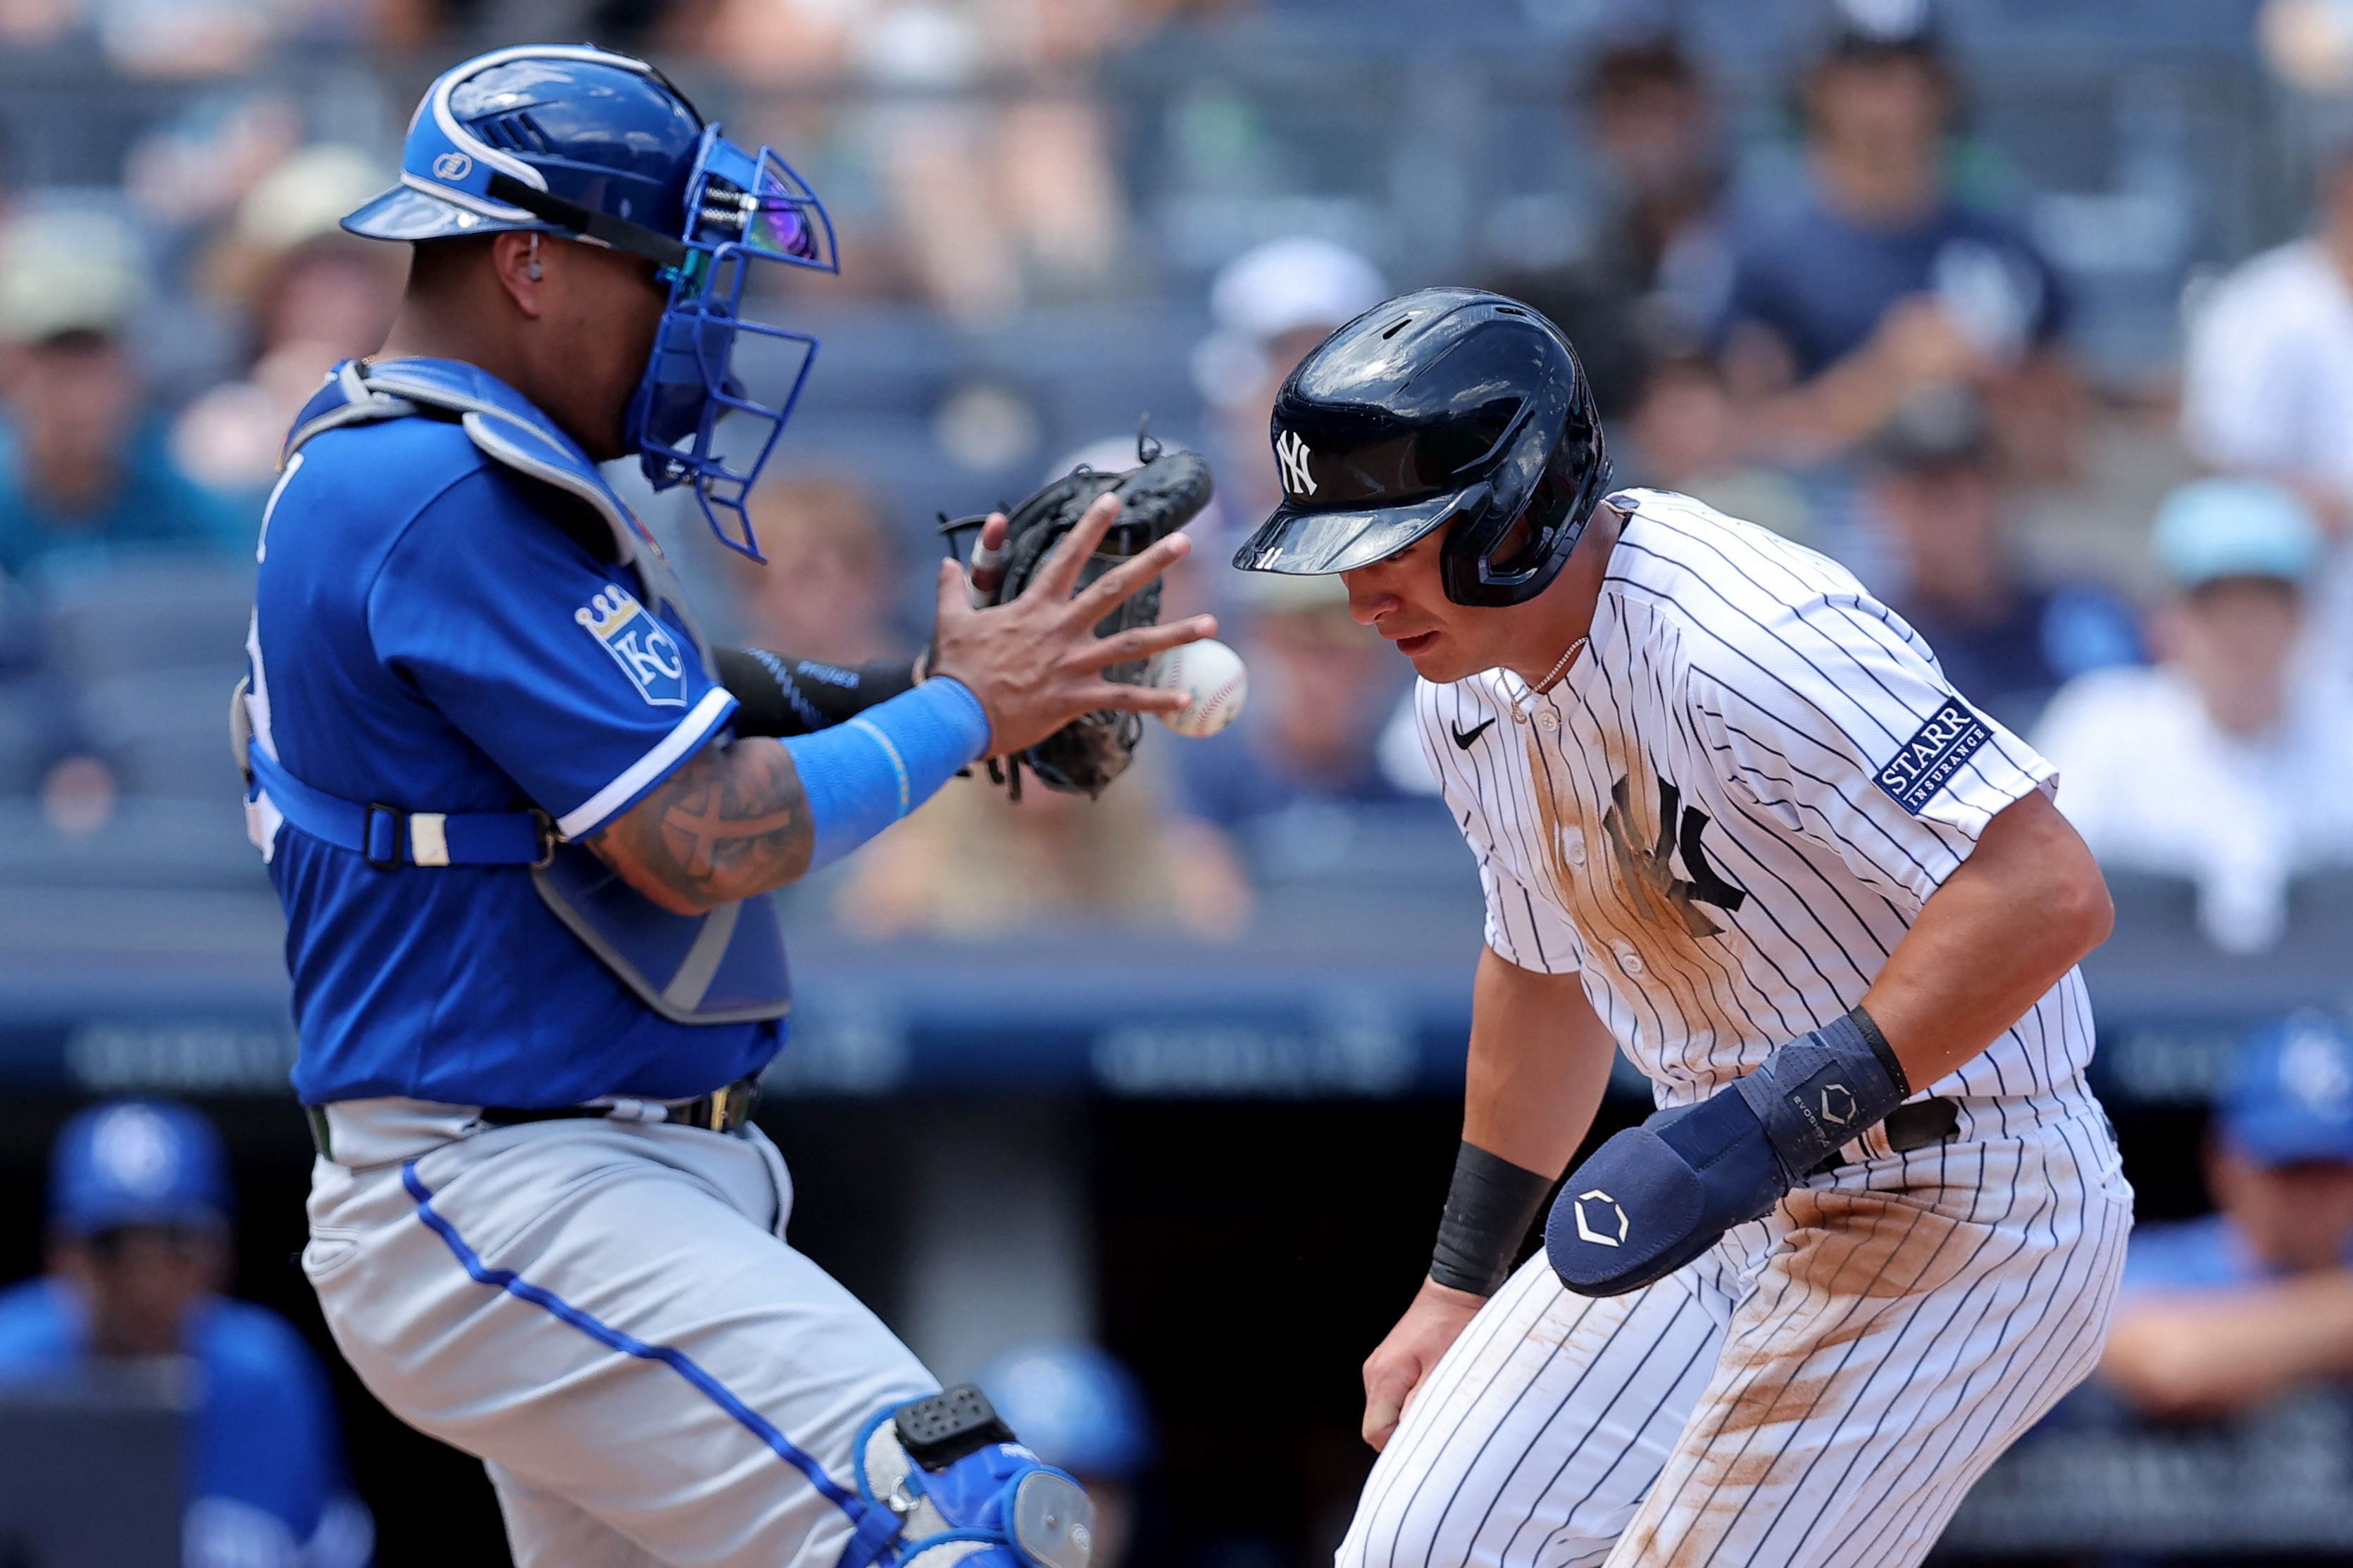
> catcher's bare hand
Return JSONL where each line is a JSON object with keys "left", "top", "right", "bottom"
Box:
{"left": 930, "top": 491, "right": 1214, "bottom": 757}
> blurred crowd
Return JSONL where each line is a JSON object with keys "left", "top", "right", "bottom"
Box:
{"left": 1942, "top": 1010, "right": 2353, "bottom": 1567}
{"left": 0, "top": 1095, "right": 1168, "bottom": 1568}
{"left": 0, "top": 1100, "right": 374, "bottom": 1567}
{"left": 790, "top": 4, "right": 2353, "bottom": 953}
{"left": 7, "top": 0, "right": 2353, "bottom": 1562}
{"left": 3, "top": 0, "right": 2353, "bottom": 956}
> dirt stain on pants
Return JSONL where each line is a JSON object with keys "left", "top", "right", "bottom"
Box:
{"left": 1606, "top": 1153, "right": 2123, "bottom": 1568}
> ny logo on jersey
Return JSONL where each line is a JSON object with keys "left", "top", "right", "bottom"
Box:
{"left": 1274, "top": 429, "right": 1317, "bottom": 497}
{"left": 1602, "top": 774, "right": 1747, "bottom": 939}
{"left": 575, "top": 583, "right": 688, "bottom": 708}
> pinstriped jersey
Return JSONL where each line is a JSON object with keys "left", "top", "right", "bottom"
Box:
{"left": 1418, "top": 489, "right": 2095, "bottom": 1122}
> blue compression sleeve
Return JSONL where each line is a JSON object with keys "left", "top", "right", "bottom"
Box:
{"left": 783, "top": 677, "right": 991, "bottom": 871}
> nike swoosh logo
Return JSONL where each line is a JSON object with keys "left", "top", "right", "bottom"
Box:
{"left": 1452, "top": 717, "right": 1497, "bottom": 750}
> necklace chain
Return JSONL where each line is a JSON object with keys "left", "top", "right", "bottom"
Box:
{"left": 1511, "top": 636, "right": 1589, "bottom": 724}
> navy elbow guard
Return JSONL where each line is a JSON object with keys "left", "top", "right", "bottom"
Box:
{"left": 1544, "top": 1008, "right": 1908, "bottom": 1297}
{"left": 842, "top": 1386, "right": 1094, "bottom": 1568}
{"left": 785, "top": 678, "right": 990, "bottom": 872}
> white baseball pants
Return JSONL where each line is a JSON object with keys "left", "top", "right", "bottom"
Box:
{"left": 1340, "top": 1105, "right": 2133, "bottom": 1568}
{"left": 302, "top": 1104, "right": 935, "bottom": 1568}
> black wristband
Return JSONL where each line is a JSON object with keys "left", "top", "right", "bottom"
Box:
{"left": 1846, "top": 1003, "right": 1910, "bottom": 1098}
{"left": 716, "top": 646, "right": 920, "bottom": 738}
{"left": 1429, "top": 1141, "right": 1555, "bottom": 1297}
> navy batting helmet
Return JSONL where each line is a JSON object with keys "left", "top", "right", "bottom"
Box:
{"left": 342, "top": 44, "right": 839, "bottom": 560}
{"left": 1231, "top": 287, "right": 1612, "bottom": 607}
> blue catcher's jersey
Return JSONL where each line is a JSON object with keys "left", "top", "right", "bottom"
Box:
{"left": 249, "top": 384, "right": 778, "bottom": 1108}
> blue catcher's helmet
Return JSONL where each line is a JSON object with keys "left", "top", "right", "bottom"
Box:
{"left": 49, "top": 1100, "right": 232, "bottom": 1238}
{"left": 974, "top": 1343, "right": 1154, "bottom": 1481}
{"left": 342, "top": 44, "right": 839, "bottom": 558}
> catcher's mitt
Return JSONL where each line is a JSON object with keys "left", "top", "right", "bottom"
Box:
{"left": 942, "top": 423, "right": 1214, "bottom": 798}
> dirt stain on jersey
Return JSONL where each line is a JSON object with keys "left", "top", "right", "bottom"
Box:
{"left": 1602, "top": 774, "right": 1737, "bottom": 939}
{"left": 1525, "top": 732, "right": 1753, "bottom": 1063}
{"left": 1533, "top": 1281, "right": 1638, "bottom": 1366}
{"left": 1626, "top": 1362, "right": 1868, "bottom": 1565}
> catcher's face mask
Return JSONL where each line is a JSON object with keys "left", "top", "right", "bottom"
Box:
{"left": 341, "top": 45, "right": 837, "bottom": 562}
{"left": 626, "top": 126, "right": 837, "bottom": 561}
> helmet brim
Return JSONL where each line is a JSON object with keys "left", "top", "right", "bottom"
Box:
{"left": 1232, "top": 490, "right": 1466, "bottom": 577}
{"left": 342, "top": 184, "right": 543, "bottom": 243}
{"left": 57, "top": 1197, "right": 227, "bottom": 1238}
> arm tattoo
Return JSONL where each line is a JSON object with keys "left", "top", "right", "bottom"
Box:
{"left": 588, "top": 739, "right": 813, "bottom": 912}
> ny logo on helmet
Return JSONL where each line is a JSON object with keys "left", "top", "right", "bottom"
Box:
{"left": 1275, "top": 429, "right": 1316, "bottom": 498}
{"left": 432, "top": 151, "right": 473, "bottom": 182}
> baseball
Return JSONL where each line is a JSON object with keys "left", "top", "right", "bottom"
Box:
{"left": 1147, "top": 637, "right": 1248, "bottom": 738}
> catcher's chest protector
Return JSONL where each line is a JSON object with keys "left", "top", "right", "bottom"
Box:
{"left": 266, "top": 358, "right": 793, "bottom": 1024}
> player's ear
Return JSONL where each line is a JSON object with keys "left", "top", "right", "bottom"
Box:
{"left": 490, "top": 231, "right": 549, "bottom": 320}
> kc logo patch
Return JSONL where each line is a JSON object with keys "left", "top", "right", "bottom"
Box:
{"left": 576, "top": 584, "right": 687, "bottom": 708}
{"left": 1274, "top": 429, "right": 1317, "bottom": 498}
{"left": 1875, "top": 701, "right": 1992, "bottom": 815}
{"left": 432, "top": 151, "right": 473, "bottom": 182}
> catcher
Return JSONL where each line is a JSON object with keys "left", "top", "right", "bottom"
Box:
{"left": 254, "top": 43, "right": 1216, "bottom": 1568}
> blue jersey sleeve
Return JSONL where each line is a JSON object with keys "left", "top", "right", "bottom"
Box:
{"left": 0, "top": 1278, "right": 77, "bottom": 1379}
{"left": 194, "top": 1301, "right": 360, "bottom": 1546}
{"left": 367, "top": 467, "right": 737, "bottom": 841}
{"left": 2118, "top": 1214, "right": 2256, "bottom": 1298}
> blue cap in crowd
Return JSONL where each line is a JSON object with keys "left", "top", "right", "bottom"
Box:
{"left": 974, "top": 1342, "right": 1153, "bottom": 1481}
{"left": 2152, "top": 477, "right": 2323, "bottom": 590}
{"left": 48, "top": 1100, "right": 232, "bottom": 1237}
{"left": 2219, "top": 1013, "right": 2353, "bottom": 1168}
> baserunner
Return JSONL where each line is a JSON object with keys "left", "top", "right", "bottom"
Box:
{"left": 1235, "top": 286, "right": 2132, "bottom": 1568}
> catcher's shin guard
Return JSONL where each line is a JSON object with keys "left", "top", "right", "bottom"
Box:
{"left": 840, "top": 1385, "right": 1094, "bottom": 1568}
